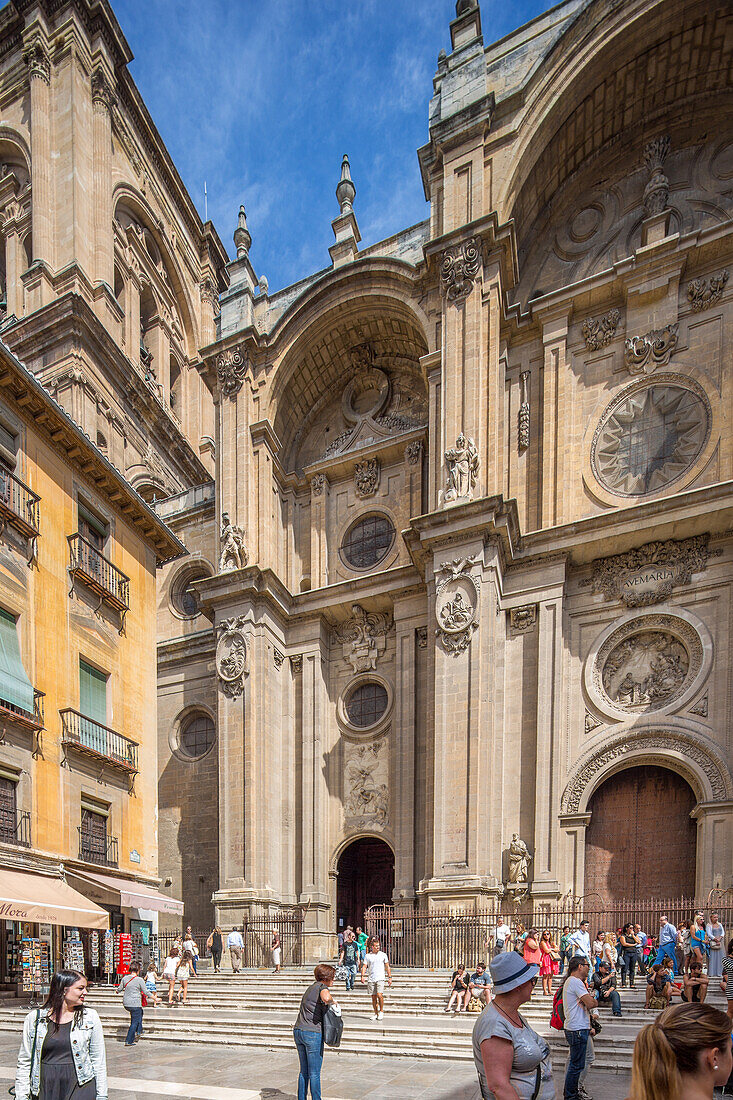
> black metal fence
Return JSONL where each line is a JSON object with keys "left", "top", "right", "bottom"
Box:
{"left": 157, "top": 910, "right": 305, "bottom": 968}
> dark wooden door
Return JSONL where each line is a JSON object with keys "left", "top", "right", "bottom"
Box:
{"left": 337, "top": 838, "right": 395, "bottom": 929}
{"left": 0, "top": 778, "right": 16, "bottom": 842}
{"left": 584, "top": 765, "right": 696, "bottom": 901}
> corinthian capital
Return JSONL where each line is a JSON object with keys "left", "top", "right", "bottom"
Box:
{"left": 23, "top": 36, "right": 50, "bottom": 84}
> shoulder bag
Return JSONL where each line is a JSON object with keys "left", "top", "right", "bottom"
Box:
{"left": 9, "top": 1009, "right": 41, "bottom": 1099}
{"left": 321, "top": 1000, "right": 343, "bottom": 1048}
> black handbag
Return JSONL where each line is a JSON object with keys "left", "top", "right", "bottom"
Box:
{"left": 10, "top": 1009, "right": 40, "bottom": 1099}
{"left": 322, "top": 1003, "right": 343, "bottom": 1048}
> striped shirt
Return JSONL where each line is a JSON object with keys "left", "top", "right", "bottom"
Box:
{"left": 722, "top": 957, "right": 733, "bottom": 999}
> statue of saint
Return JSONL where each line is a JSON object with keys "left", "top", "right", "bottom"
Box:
{"left": 444, "top": 433, "right": 479, "bottom": 501}
{"left": 219, "top": 512, "right": 248, "bottom": 573}
{"left": 508, "top": 833, "right": 532, "bottom": 884}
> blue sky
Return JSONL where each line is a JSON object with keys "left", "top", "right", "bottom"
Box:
{"left": 114, "top": 0, "right": 553, "bottom": 293}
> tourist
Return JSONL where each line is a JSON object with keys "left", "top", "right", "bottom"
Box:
{"left": 682, "top": 961, "right": 709, "bottom": 1004}
{"left": 568, "top": 920, "right": 591, "bottom": 963}
{"left": 468, "top": 963, "right": 492, "bottom": 1007}
{"left": 634, "top": 924, "right": 648, "bottom": 975}
{"left": 447, "top": 964, "right": 470, "bottom": 1013}
{"left": 175, "top": 950, "right": 194, "bottom": 1005}
{"left": 627, "top": 1002, "right": 733, "bottom": 1100}
{"left": 492, "top": 915, "right": 511, "bottom": 957}
{"left": 559, "top": 926, "right": 572, "bottom": 972}
{"left": 680, "top": 919, "right": 693, "bottom": 974}
{"left": 645, "top": 963, "right": 672, "bottom": 1010}
{"left": 15, "top": 969, "right": 107, "bottom": 1100}
{"left": 272, "top": 930, "right": 282, "bottom": 972}
{"left": 539, "top": 930, "right": 558, "bottom": 996}
{"left": 523, "top": 929, "right": 542, "bottom": 970}
{"left": 337, "top": 928, "right": 344, "bottom": 954}
{"left": 227, "top": 926, "right": 244, "bottom": 973}
{"left": 720, "top": 938, "right": 733, "bottom": 1021}
{"left": 182, "top": 928, "right": 199, "bottom": 975}
{"left": 691, "top": 913, "right": 709, "bottom": 968}
{"left": 591, "top": 960, "right": 622, "bottom": 1017}
{"left": 162, "top": 946, "right": 180, "bottom": 1006}
{"left": 355, "top": 926, "right": 368, "bottom": 964}
{"left": 339, "top": 931, "right": 360, "bottom": 992}
{"left": 706, "top": 914, "right": 725, "bottom": 978}
{"left": 472, "top": 951, "right": 554, "bottom": 1099}
{"left": 562, "top": 955, "right": 596, "bottom": 1100}
{"left": 601, "top": 931, "right": 618, "bottom": 971}
{"left": 360, "top": 937, "right": 392, "bottom": 1022}
{"left": 619, "top": 923, "right": 641, "bottom": 988}
{"left": 207, "top": 926, "right": 223, "bottom": 973}
{"left": 656, "top": 914, "right": 679, "bottom": 973}
{"left": 591, "top": 931, "right": 603, "bottom": 973}
{"left": 293, "top": 963, "right": 341, "bottom": 1100}
{"left": 144, "top": 961, "right": 161, "bottom": 1007}
{"left": 117, "top": 963, "right": 147, "bottom": 1046}
{"left": 514, "top": 922, "right": 528, "bottom": 955}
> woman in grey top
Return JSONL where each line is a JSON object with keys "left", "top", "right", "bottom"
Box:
{"left": 472, "top": 952, "right": 555, "bottom": 1099}
{"left": 293, "top": 964, "right": 341, "bottom": 1100}
{"left": 117, "top": 965, "right": 148, "bottom": 1047}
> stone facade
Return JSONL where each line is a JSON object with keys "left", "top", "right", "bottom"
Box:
{"left": 155, "top": 0, "right": 733, "bottom": 944}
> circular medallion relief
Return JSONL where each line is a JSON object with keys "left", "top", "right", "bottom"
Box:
{"left": 591, "top": 382, "right": 710, "bottom": 498}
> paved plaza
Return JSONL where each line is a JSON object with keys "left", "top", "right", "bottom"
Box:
{"left": 0, "top": 1032, "right": 631, "bottom": 1099}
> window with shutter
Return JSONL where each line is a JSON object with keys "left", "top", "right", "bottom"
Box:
{"left": 79, "top": 660, "right": 108, "bottom": 754}
{"left": 0, "top": 777, "right": 17, "bottom": 842}
{"left": 0, "top": 608, "right": 34, "bottom": 715}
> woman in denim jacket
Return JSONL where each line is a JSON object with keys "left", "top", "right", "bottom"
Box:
{"left": 15, "top": 970, "right": 107, "bottom": 1100}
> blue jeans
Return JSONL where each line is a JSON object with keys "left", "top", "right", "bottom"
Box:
{"left": 564, "top": 1028, "right": 590, "bottom": 1099}
{"left": 656, "top": 941, "right": 678, "bottom": 973}
{"left": 293, "top": 1027, "right": 323, "bottom": 1100}
{"left": 344, "top": 964, "right": 357, "bottom": 991}
{"left": 594, "top": 988, "right": 622, "bottom": 1015}
{"left": 125, "top": 1006, "right": 143, "bottom": 1044}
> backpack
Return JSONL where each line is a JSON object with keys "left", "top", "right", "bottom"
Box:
{"left": 550, "top": 985, "right": 565, "bottom": 1030}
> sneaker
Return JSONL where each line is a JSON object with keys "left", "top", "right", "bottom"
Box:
{"left": 377, "top": 1012, "right": 384, "bottom": 1020}
{"left": 371, "top": 1013, "right": 379, "bottom": 1020}
{"left": 578, "top": 1087, "right": 593, "bottom": 1100}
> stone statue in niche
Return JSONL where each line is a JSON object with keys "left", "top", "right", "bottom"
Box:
{"left": 444, "top": 433, "right": 479, "bottom": 501}
{"left": 219, "top": 512, "right": 248, "bottom": 573}
{"left": 601, "top": 630, "right": 689, "bottom": 710}
{"left": 508, "top": 834, "right": 532, "bottom": 884}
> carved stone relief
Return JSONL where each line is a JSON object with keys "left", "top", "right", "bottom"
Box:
{"left": 216, "top": 345, "right": 248, "bottom": 397}
{"left": 689, "top": 693, "right": 709, "bottom": 718}
{"left": 518, "top": 371, "right": 530, "bottom": 452}
{"left": 440, "top": 238, "right": 481, "bottom": 301}
{"left": 582, "top": 309, "right": 621, "bottom": 351}
{"left": 354, "top": 457, "right": 380, "bottom": 498}
{"left": 320, "top": 363, "right": 427, "bottom": 461}
{"left": 435, "top": 557, "right": 480, "bottom": 654}
{"left": 687, "top": 270, "right": 729, "bottom": 312}
{"left": 334, "top": 604, "right": 393, "bottom": 673}
{"left": 642, "top": 136, "right": 671, "bottom": 217}
{"left": 590, "top": 535, "right": 717, "bottom": 607}
{"left": 416, "top": 626, "right": 428, "bottom": 648}
{"left": 405, "top": 441, "right": 423, "bottom": 466}
{"left": 311, "top": 473, "right": 325, "bottom": 496}
{"left": 444, "top": 434, "right": 479, "bottom": 501}
{"left": 585, "top": 711, "right": 602, "bottom": 734}
{"left": 624, "top": 324, "right": 678, "bottom": 375}
{"left": 216, "top": 616, "right": 248, "bottom": 698}
{"left": 509, "top": 605, "right": 537, "bottom": 632}
{"left": 218, "top": 513, "right": 248, "bottom": 573}
{"left": 344, "top": 740, "right": 389, "bottom": 826}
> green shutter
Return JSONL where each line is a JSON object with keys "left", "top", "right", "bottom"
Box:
{"left": 0, "top": 608, "right": 34, "bottom": 714}
{"left": 79, "top": 660, "right": 107, "bottom": 723}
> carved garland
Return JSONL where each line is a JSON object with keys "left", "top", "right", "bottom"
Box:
{"left": 582, "top": 309, "right": 621, "bottom": 351}
{"left": 687, "top": 271, "right": 729, "bottom": 312}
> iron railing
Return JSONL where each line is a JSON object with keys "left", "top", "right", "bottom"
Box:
{"left": 68, "top": 533, "right": 129, "bottom": 611}
{"left": 0, "top": 688, "right": 45, "bottom": 731}
{"left": 0, "top": 464, "right": 40, "bottom": 537}
{"left": 0, "top": 809, "right": 31, "bottom": 847}
{"left": 156, "top": 913, "right": 305, "bottom": 968}
{"left": 60, "top": 708, "right": 138, "bottom": 773}
{"left": 78, "top": 826, "right": 118, "bottom": 867}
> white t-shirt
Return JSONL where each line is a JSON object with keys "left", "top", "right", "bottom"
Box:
{"left": 495, "top": 923, "right": 511, "bottom": 945}
{"left": 563, "top": 976, "right": 591, "bottom": 1031}
{"left": 364, "top": 950, "right": 389, "bottom": 982}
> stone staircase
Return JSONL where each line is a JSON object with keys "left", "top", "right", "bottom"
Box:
{"left": 0, "top": 968, "right": 724, "bottom": 1074}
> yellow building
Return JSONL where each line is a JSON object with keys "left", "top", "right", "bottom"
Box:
{"left": 0, "top": 337, "right": 184, "bottom": 991}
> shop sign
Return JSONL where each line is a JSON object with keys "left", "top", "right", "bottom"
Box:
{"left": 129, "top": 850, "right": 141, "bottom": 864}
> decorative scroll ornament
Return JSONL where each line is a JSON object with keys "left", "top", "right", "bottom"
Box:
{"left": 444, "top": 433, "right": 479, "bottom": 501}
{"left": 687, "top": 270, "right": 729, "bottom": 312}
{"left": 440, "top": 237, "right": 481, "bottom": 301}
{"left": 624, "top": 324, "right": 678, "bottom": 374}
{"left": 416, "top": 626, "right": 428, "bottom": 648}
{"left": 582, "top": 309, "right": 621, "bottom": 351}
{"left": 344, "top": 742, "right": 389, "bottom": 826}
{"left": 518, "top": 371, "right": 530, "bottom": 452}
{"left": 23, "top": 36, "right": 50, "bottom": 83}
{"left": 334, "top": 603, "right": 392, "bottom": 673}
{"left": 354, "top": 457, "right": 380, "bottom": 498}
{"left": 405, "top": 441, "right": 423, "bottom": 466}
{"left": 435, "top": 556, "right": 480, "bottom": 654}
{"left": 509, "top": 605, "right": 537, "bottom": 632}
{"left": 290, "top": 654, "right": 303, "bottom": 673}
{"left": 91, "top": 68, "right": 116, "bottom": 111}
{"left": 216, "top": 616, "right": 248, "bottom": 698}
{"left": 218, "top": 512, "right": 248, "bottom": 573}
{"left": 642, "top": 136, "right": 671, "bottom": 217}
{"left": 591, "top": 535, "right": 716, "bottom": 608}
{"left": 311, "top": 473, "right": 325, "bottom": 496}
{"left": 216, "top": 345, "right": 248, "bottom": 397}
{"left": 273, "top": 649, "right": 284, "bottom": 669}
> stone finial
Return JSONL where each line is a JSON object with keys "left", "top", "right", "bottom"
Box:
{"left": 437, "top": 48, "right": 448, "bottom": 69}
{"left": 233, "top": 204, "right": 252, "bottom": 259}
{"left": 336, "top": 154, "right": 356, "bottom": 214}
{"left": 258, "top": 274, "right": 269, "bottom": 296}
{"left": 642, "top": 136, "right": 671, "bottom": 217}
{"left": 456, "top": 0, "right": 478, "bottom": 14}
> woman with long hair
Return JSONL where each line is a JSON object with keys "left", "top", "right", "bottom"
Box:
{"left": 162, "top": 945, "right": 180, "bottom": 1006}
{"left": 446, "top": 965, "right": 469, "bottom": 1014}
{"left": 539, "top": 930, "right": 558, "bottom": 996}
{"left": 619, "top": 923, "right": 641, "bottom": 988}
{"left": 627, "top": 1002, "right": 732, "bottom": 1100}
{"left": 690, "top": 914, "right": 709, "bottom": 969}
{"left": 174, "top": 950, "right": 194, "bottom": 1005}
{"left": 15, "top": 970, "right": 107, "bottom": 1100}
{"left": 602, "top": 931, "right": 618, "bottom": 971}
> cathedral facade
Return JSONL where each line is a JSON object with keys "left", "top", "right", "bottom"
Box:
{"left": 157, "top": 0, "right": 733, "bottom": 944}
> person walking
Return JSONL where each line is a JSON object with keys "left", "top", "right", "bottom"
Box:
{"left": 720, "top": 937, "right": 733, "bottom": 1022}
{"left": 591, "top": 960, "right": 622, "bottom": 1016}
{"left": 472, "top": 951, "right": 554, "bottom": 1099}
{"left": 656, "top": 914, "right": 679, "bottom": 973}
{"left": 174, "top": 950, "right": 194, "bottom": 1005}
{"left": 562, "top": 955, "right": 597, "bottom": 1100}
{"left": 360, "top": 937, "right": 392, "bottom": 1022}
{"left": 207, "top": 926, "right": 223, "bottom": 973}
{"left": 227, "top": 926, "right": 244, "bottom": 973}
{"left": 339, "top": 931, "right": 360, "bottom": 992}
{"left": 15, "top": 970, "right": 107, "bottom": 1100}
{"left": 182, "top": 928, "right": 199, "bottom": 975}
{"left": 293, "top": 964, "right": 341, "bottom": 1100}
{"left": 162, "top": 946, "right": 180, "bottom": 1006}
{"left": 627, "top": 1002, "right": 733, "bottom": 1100}
{"left": 619, "top": 923, "right": 641, "bottom": 988}
{"left": 355, "top": 927, "right": 368, "bottom": 965}
{"left": 706, "top": 915, "right": 725, "bottom": 978}
{"left": 144, "top": 961, "right": 161, "bottom": 1007}
{"left": 117, "top": 964, "right": 147, "bottom": 1046}
{"left": 492, "top": 915, "right": 511, "bottom": 957}
{"left": 272, "top": 930, "right": 282, "bottom": 973}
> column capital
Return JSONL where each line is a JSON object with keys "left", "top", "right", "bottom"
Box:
{"left": 91, "top": 66, "right": 117, "bottom": 113}
{"left": 23, "top": 35, "right": 50, "bottom": 84}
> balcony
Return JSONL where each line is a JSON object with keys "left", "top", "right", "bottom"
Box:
{"left": 78, "top": 826, "right": 118, "bottom": 867}
{"left": 67, "top": 533, "right": 130, "bottom": 632}
{"left": 0, "top": 465, "right": 40, "bottom": 562}
{"left": 0, "top": 688, "right": 44, "bottom": 732}
{"left": 59, "top": 708, "right": 138, "bottom": 775}
{"left": 0, "top": 809, "right": 31, "bottom": 848}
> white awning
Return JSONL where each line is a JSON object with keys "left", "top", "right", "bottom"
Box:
{"left": 0, "top": 869, "right": 109, "bottom": 928}
{"left": 69, "top": 869, "right": 183, "bottom": 915}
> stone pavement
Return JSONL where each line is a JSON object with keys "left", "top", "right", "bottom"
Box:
{"left": 0, "top": 1032, "right": 632, "bottom": 1099}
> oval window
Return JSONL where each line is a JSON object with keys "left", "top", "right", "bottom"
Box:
{"left": 171, "top": 567, "right": 209, "bottom": 618}
{"left": 340, "top": 514, "right": 395, "bottom": 570}
{"left": 345, "top": 682, "right": 389, "bottom": 728}
{"left": 179, "top": 714, "right": 215, "bottom": 760}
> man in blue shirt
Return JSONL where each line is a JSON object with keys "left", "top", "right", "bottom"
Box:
{"left": 568, "top": 920, "right": 592, "bottom": 962}
{"left": 634, "top": 924, "right": 648, "bottom": 974}
{"left": 656, "top": 915, "right": 679, "bottom": 973}
{"left": 468, "top": 963, "right": 492, "bottom": 1007}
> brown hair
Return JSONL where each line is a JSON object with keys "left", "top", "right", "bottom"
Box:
{"left": 314, "top": 964, "right": 335, "bottom": 984}
{"left": 629, "top": 1003, "right": 732, "bottom": 1100}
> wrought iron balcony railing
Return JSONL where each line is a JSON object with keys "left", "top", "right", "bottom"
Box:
{"left": 0, "top": 688, "right": 45, "bottom": 731}
{"left": 0, "top": 465, "right": 40, "bottom": 561}
{"left": 68, "top": 533, "right": 130, "bottom": 618}
{"left": 0, "top": 809, "right": 31, "bottom": 848}
{"left": 78, "top": 826, "right": 119, "bottom": 867}
{"left": 60, "top": 708, "right": 139, "bottom": 774}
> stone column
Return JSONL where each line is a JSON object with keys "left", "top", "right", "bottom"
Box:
{"left": 539, "top": 310, "right": 571, "bottom": 528}
{"left": 299, "top": 643, "right": 333, "bottom": 958}
{"left": 4, "top": 227, "right": 22, "bottom": 318}
{"left": 392, "top": 595, "right": 422, "bottom": 901}
{"left": 420, "top": 350, "right": 441, "bottom": 509}
{"left": 215, "top": 610, "right": 248, "bottom": 908}
{"left": 24, "top": 35, "right": 53, "bottom": 270}
{"left": 558, "top": 813, "right": 592, "bottom": 896}
{"left": 691, "top": 801, "right": 733, "bottom": 894}
{"left": 532, "top": 585, "right": 565, "bottom": 900}
{"left": 309, "top": 475, "right": 329, "bottom": 588}
{"left": 91, "top": 67, "right": 114, "bottom": 287}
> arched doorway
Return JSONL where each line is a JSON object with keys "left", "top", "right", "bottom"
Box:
{"left": 584, "top": 765, "right": 697, "bottom": 901}
{"left": 336, "top": 837, "right": 394, "bottom": 928}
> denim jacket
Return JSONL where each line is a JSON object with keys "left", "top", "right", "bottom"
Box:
{"left": 15, "top": 1006, "right": 108, "bottom": 1100}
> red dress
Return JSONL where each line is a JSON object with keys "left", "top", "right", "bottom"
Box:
{"left": 524, "top": 939, "right": 542, "bottom": 966}
{"left": 539, "top": 944, "right": 555, "bottom": 975}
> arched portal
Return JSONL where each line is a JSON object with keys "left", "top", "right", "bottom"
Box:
{"left": 336, "top": 837, "right": 394, "bottom": 929}
{"left": 584, "top": 765, "right": 696, "bottom": 901}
